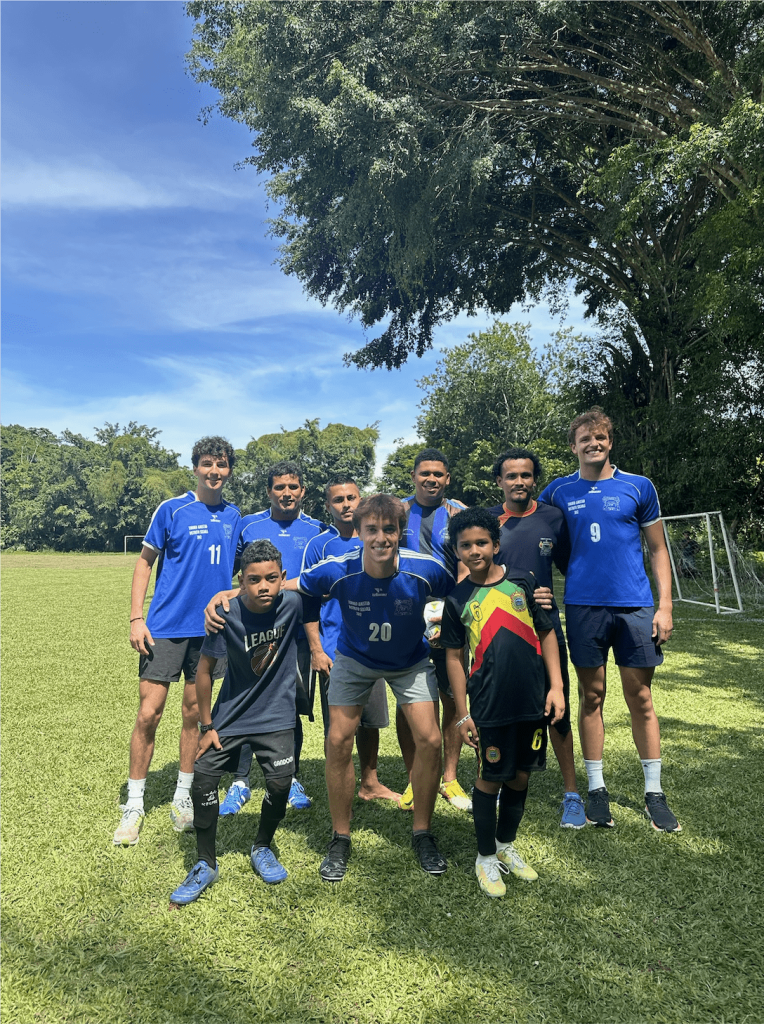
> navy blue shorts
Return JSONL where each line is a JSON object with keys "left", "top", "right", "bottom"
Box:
{"left": 565, "top": 605, "right": 664, "bottom": 669}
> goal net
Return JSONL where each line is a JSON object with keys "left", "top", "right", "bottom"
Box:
{"left": 123, "top": 535, "right": 144, "bottom": 555}
{"left": 661, "top": 512, "right": 750, "bottom": 614}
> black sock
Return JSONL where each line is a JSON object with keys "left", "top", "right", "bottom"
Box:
{"left": 472, "top": 786, "right": 499, "bottom": 857}
{"left": 293, "top": 716, "right": 303, "bottom": 775}
{"left": 192, "top": 772, "right": 220, "bottom": 869}
{"left": 253, "top": 775, "right": 290, "bottom": 849}
{"left": 496, "top": 785, "right": 528, "bottom": 844}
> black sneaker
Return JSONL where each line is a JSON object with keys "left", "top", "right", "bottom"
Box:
{"left": 412, "top": 830, "right": 447, "bottom": 875}
{"left": 585, "top": 787, "right": 615, "bottom": 827}
{"left": 645, "top": 792, "right": 682, "bottom": 833}
{"left": 320, "top": 832, "right": 351, "bottom": 882}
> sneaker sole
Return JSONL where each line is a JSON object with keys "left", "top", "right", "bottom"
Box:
{"left": 645, "top": 808, "right": 682, "bottom": 833}
{"left": 560, "top": 821, "right": 586, "bottom": 830}
{"left": 171, "top": 821, "right": 195, "bottom": 833}
{"left": 113, "top": 834, "right": 140, "bottom": 846}
{"left": 319, "top": 867, "right": 348, "bottom": 882}
{"left": 585, "top": 815, "right": 615, "bottom": 828}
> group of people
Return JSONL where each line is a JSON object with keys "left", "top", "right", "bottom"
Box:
{"left": 114, "top": 406, "right": 680, "bottom": 906}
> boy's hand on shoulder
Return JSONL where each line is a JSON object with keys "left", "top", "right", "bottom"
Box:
{"left": 196, "top": 728, "right": 222, "bottom": 759}
{"left": 204, "top": 591, "right": 232, "bottom": 633}
{"left": 130, "top": 620, "right": 154, "bottom": 657}
{"left": 545, "top": 688, "right": 565, "bottom": 725}
{"left": 533, "top": 586, "right": 553, "bottom": 610}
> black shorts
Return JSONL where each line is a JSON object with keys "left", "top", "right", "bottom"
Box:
{"left": 295, "top": 636, "right": 315, "bottom": 719}
{"left": 195, "top": 729, "right": 295, "bottom": 782}
{"left": 475, "top": 720, "right": 547, "bottom": 783}
{"left": 429, "top": 646, "right": 452, "bottom": 698}
{"left": 138, "top": 636, "right": 226, "bottom": 683}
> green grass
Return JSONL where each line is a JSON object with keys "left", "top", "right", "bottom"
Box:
{"left": 2, "top": 552, "right": 763, "bottom": 1024}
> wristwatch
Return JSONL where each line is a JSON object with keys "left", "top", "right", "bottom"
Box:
{"left": 199, "top": 722, "right": 215, "bottom": 734}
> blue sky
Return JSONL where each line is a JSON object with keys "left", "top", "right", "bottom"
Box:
{"left": 2, "top": 1, "right": 589, "bottom": 472}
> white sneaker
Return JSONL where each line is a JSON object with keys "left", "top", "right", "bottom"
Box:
{"left": 170, "top": 796, "right": 194, "bottom": 833}
{"left": 475, "top": 855, "right": 509, "bottom": 897}
{"left": 496, "top": 842, "right": 538, "bottom": 881}
{"left": 113, "top": 804, "right": 144, "bottom": 846}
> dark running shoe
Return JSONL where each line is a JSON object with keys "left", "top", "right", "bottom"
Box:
{"left": 412, "top": 831, "right": 448, "bottom": 875}
{"left": 645, "top": 792, "right": 682, "bottom": 833}
{"left": 586, "top": 787, "right": 615, "bottom": 828}
{"left": 320, "top": 832, "right": 351, "bottom": 882}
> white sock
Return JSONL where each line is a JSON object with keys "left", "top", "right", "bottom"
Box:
{"left": 476, "top": 852, "right": 499, "bottom": 865}
{"left": 584, "top": 759, "right": 605, "bottom": 792}
{"left": 641, "top": 758, "right": 662, "bottom": 794}
{"left": 173, "top": 771, "right": 194, "bottom": 803}
{"left": 126, "top": 778, "right": 146, "bottom": 809}
{"left": 495, "top": 839, "right": 514, "bottom": 853}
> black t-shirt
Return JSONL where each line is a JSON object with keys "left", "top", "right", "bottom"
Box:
{"left": 486, "top": 500, "right": 569, "bottom": 639}
{"left": 441, "top": 568, "right": 553, "bottom": 727}
{"left": 201, "top": 591, "right": 303, "bottom": 736}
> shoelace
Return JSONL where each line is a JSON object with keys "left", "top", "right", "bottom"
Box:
{"left": 120, "top": 804, "right": 142, "bottom": 824}
{"left": 500, "top": 845, "right": 524, "bottom": 870}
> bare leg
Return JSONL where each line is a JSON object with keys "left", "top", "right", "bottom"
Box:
{"left": 398, "top": 701, "right": 442, "bottom": 832}
{"left": 179, "top": 680, "right": 200, "bottom": 775}
{"left": 576, "top": 665, "right": 607, "bottom": 761}
{"left": 620, "top": 666, "right": 661, "bottom": 758}
{"left": 128, "top": 679, "right": 170, "bottom": 780}
{"left": 325, "top": 704, "right": 364, "bottom": 834}
{"left": 549, "top": 727, "right": 579, "bottom": 792}
{"left": 439, "top": 690, "right": 462, "bottom": 784}
{"left": 356, "top": 726, "right": 401, "bottom": 801}
{"left": 395, "top": 705, "right": 415, "bottom": 777}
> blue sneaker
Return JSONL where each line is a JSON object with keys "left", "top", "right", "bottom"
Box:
{"left": 287, "top": 778, "right": 311, "bottom": 809}
{"left": 219, "top": 781, "right": 251, "bottom": 816}
{"left": 559, "top": 791, "right": 586, "bottom": 829}
{"left": 170, "top": 860, "right": 218, "bottom": 905}
{"left": 251, "top": 845, "right": 288, "bottom": 884}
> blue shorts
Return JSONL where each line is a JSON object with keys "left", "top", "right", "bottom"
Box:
{"left": 565, "top": 605, "right": 664, "bottom": 669}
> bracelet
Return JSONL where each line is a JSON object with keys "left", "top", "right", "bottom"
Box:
{"left": 129, "top": 616, "right": 144, "bottom": 623}
{"left": 455, "top": 714, "right": 471, "bottom": 728}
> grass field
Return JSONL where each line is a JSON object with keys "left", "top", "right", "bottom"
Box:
{"left": 2, "top": 552, "right": 763, "bottom": 1024}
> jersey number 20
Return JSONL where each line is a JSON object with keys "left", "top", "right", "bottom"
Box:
{"left": 368, "top": 622, "right": 392, "bottom": 642}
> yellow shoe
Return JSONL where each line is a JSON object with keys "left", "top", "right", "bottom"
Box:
{"left": 496, "top": 842, "right": 538, "bottom": 881}
{"left": 439, "top": 778, "right": 473, "bottom": 812}
{"left": 399, "top": 782, "right": 414, "bottom": 811}
{"left": 113, "top": 804, "right": 144, "bottom": 846}
{"left": 475, "top": 855, "right": 508, "bottom": 897}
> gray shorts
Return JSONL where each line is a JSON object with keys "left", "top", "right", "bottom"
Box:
{"left": 138, "top": 636, "right": 226, "bottom": 684}
{"left": 328, "top": 653, "right": 438, "bottom": 708}
{"left": 319, "top": 674, "right": 389, "bottom": 736}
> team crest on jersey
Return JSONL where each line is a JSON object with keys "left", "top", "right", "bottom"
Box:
{"left": 511, "top": 591, "right": 526, "bottom": 613}
{"left": 538, "top": 537, "right": 553, "bottom": 556}
{"left": 486, "top": 746, "right": 501, "bottom": 763}
{"left": 602, "top": 496, "right": 620, "bottom": 512}
{"left": 394, "top": 598, "right": 413, "bottom": 616}
{"left": 223, "top": 523, "right": 233, "bottom": 540}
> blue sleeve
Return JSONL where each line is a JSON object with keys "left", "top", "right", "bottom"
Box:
{"left": 638, "top": 479, "right": 661, "bottom": 526}
{"left": 300, "top": 535, "right": 325, "bottom": 573}
{"left": 143, "top": 500, "right": 173, "bottom": 552}
{"left": 538, "top": 482, "right": 554, "bottom": 505}
{"left": 201, "top": 629, "right": 227, "bottom": 661}
{"left": 299, "top": 560, "right": 332, "bottom": 598}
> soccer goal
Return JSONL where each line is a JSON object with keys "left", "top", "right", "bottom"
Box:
{"left": 662, "top": 512, "right": 744, "bottom": 614}
{"left": 123, "top": 535, "right": 144, "bottom": 555}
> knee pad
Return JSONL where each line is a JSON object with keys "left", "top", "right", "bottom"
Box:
{"left": 192, "top": 773, "right": 220, "bottom": 829}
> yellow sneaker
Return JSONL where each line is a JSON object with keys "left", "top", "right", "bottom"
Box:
{"left": 475, "top": 855, "right": 508, "bottom": 897}
{"left": 496, "top": 842, "right": 538, "bottom": 881}
{"left": 399, "top": 782, "right": 414, "bottom": 811}
{"left": 439, "top": 778, "right": 473, "bottom": 812}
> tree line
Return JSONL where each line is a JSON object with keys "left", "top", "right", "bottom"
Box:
{"left": 3, "top": 320, "right": 761, "bottom": 550}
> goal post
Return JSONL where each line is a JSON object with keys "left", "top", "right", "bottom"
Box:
{"left": 124, "top": 535, "right": 144, "bottom": 555}
{"left": 661, "top": 512, "right": 744, "bottom": 614}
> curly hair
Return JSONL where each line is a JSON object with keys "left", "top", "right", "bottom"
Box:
{"left": 191, "top": 436, "right": 235, "bottom": 469}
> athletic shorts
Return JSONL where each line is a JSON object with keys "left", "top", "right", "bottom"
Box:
{"left": 551, "top": 637, "right": 572, "bottom": 738}
{"left": 565, "top": 605, "right": 664, "bottom": 669}
{"left": 138, "top": 636, "right": 226, "bottom": 684}
{"left": 475, "top": 720, "right": 547, "bottom": 783}
{"left": 328, "top": 653, "right": 438, "bottom": 708}
{"left": 295, "top": 636, "right": 315, "bottom": 719}
{"left": 319, "top": 673, "right": 389, "bottom": 736}
{"left": 194, "top": 729, "right": 295, "bottom": 782}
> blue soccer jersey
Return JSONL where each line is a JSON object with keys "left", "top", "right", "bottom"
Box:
{"left": 237, "top": 509, "right": 326, "bottom": 579}
{"left": 299, "top": 548, "right": 454, "bottom": 672}
{"left": 401, "top": 496, "right": 466, "bottom": 578}
{"left": 538, "top": 468, "right": 661, "bottom": 606}
{"left": 143, "top": 491, "right": 241, "bottom": 638}
{"left": 300, "top": 526, "right": 362, "bottom": 659}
